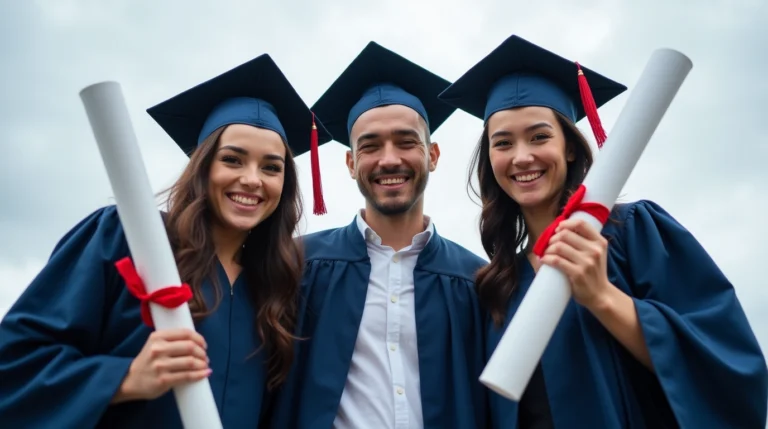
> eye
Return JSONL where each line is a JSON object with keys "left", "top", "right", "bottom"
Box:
{"left": 220, "top": 155, "right": 241, "bottom": 164}
{"left": 264, "top": 164, "right": 283, "bottom": 173}
{"left": 492, "top": 140, "right": 511, "bottom": 147}
{"left": 531, "top": 133, "right": 552, "bottom": 143}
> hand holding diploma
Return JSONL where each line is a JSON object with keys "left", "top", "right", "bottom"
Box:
{"left": 80, "top": 81, "right": 223, "bottom": 428}
{"left": 479, "top": 48, "right": 694, "bottom": 401}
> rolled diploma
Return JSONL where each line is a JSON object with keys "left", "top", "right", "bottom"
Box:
{"left": 479, "top": 48, "right": 694, "bottom": 401}
{"left": 79, "top": 81, "right": 223, "bottom": 429}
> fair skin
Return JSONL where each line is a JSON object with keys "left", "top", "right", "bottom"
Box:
{"left": 345, "top": 104, "right": 439, "bottom": 251}
{"left": 487, "top": 106, "right": 653, "bottom": 371}
{"left": 111, "top": 124, "right": 287, "bottom": 404}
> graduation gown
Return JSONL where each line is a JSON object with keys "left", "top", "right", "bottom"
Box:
{"left": 0, "top": 205, "right": 269, "bottom": 429}
{"left": 268, "top": 218, "right": 490, "bottom": 428}
{"left": 488, "top": 200, "right": 768, "bottom": 429}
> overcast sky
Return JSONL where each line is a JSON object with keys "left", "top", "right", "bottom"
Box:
{"left": 2, "top": 1, "right": 767, "bottom": 359}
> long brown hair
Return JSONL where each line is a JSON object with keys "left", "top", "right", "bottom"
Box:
{"left": 160, "top": 125, "right": 303, "bottom": 390}
{"left": 468, "top": 110, "right": 593, "bottom": 327}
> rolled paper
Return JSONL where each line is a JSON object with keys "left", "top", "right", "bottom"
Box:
{"left": 479, "top": 48, "right": 694, "bottom": 401}
{"left": 79, "top": 82, "right": 223, "bottom": 429}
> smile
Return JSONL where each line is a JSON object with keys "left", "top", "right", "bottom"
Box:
{"left": 512, "top": 171, "right": 545, "bottom": 183}
{"left": 375, "top": 176, "right": 409, "bottom": 186}
{"left": 227, "top": 193, "right": 262, "bottom": 206}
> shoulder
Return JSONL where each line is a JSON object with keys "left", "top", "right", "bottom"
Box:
{"left": 602, "top": 199, "right": 697, "bottom": 261}
{"left": 298, "top": 224, "right": 365, "bottom": 262}
{"left": 52, "top": 204, "right": 126, "bottom": 254}
{"left": 420, "top": 233, "right": 488, "bottom": 282}
{"left": 603, "top": 199, "right": 677, "bottom": 237}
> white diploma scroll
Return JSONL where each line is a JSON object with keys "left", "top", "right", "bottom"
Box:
{"left": 80, "top": 82, "right": 223, "bottom": 429}
{"left": 479, "top": 49, "right": 694, "bottom": 401}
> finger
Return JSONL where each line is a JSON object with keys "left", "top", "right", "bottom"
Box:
{"left": 153, "top": 356, "right": 209, "bottom": 373}
{"left": 151, "top": 329, "right": 208, "bottom": 349}
{"left": 543, "top": 239, "right": 582, "bottom": 266}
{"left": 548, "top": 228, "right": 593, "bottom": 253}
{"left": 540, "top": 254, "right": 579, "bottom": 279}
{"left": 149, "top": 340, "right": 208, "bottom": 361}
{"left": 158, "top": 368, "right": 212, "bottom": 389}
{"left": 557, "top": 218, "right": 601, "bottom": 241}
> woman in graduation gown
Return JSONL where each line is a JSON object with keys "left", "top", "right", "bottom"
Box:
{"left": 438, "top": 34, "right": 768, "bottom": 428}
{"left": 0, "top": 54, "right": 332, "bottom": 428}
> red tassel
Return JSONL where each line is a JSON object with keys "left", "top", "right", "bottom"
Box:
{"left": 575, "top": 62, "right": 608, "bottom": 148}
{"left": 309, "top": 112, "right": 326, "bottom": 215}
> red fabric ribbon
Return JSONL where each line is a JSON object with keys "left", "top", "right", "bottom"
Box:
{"left": 532, "top": 184, "right": 611, "bottom": 257}
{"left": 114, "top": 257, "right": 193, "bottom": 328}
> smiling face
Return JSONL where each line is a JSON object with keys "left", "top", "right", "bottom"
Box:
{"left": 207, "top": 124, "right": 287, "bottom": 233}
{"left": 346, "top": 104, "right": 439, "bottom": 216}
{"left": 487, "top": 106, "right": 575, "bottom": 212}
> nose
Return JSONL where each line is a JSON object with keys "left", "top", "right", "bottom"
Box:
{"left": 377, "top": 143, "right": 403, "bottom": 168}
{"left": 512, "top": 144, "right": 535, "bottom": 167}
{"left": 239, "top": 166, "right": 262, "bottom": 188}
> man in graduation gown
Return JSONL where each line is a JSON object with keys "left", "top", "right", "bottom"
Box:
{"left": 267, "top": 42, "right": 490, "bottom": 429}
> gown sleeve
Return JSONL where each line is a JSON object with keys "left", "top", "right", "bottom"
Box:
{"left": 615, "top": 200, "right": 768, "bottom": 428}
{"left": 0, "top": 205, "right": 136, "bottom": 428}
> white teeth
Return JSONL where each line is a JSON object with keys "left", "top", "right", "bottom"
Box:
{"left": 379, "top": 177, "right": 406, "bottom": 185}
{"left": 229, "top": 194, "right": 259, "bottom": 205}
{"left": 514, "top": 172, "right": 543, "bottom": 182}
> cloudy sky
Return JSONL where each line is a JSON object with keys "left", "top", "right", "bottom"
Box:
{"left": 2, "top": 0, "right": 767, "bottom": 361}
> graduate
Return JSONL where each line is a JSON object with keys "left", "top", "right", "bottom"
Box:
{"left": 438, "top": 34, "right": 768, "bottom": 428}
{"left": 0, "top": 54, "right": 333, "bottom": 428}
{"left": 267, "top": 41, "right": 489, "bottom": 429}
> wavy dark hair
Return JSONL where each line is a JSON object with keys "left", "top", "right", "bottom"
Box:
{"left": 160, "top": 125, "right": 303, "bottom": 390}
{"left": 468, "top": 110, "right": 594, "bottom": 327}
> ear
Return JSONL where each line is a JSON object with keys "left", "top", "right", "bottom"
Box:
{"left": 345, "top": 149, "right": 356, "bottom": 178}
{"left": 428, "top": 142, "right": 440, "bottom": 172}
{"left": 565, "top": 142, "right": 576, "bottom": 163}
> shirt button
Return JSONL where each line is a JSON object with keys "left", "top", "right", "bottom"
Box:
{"left": 390, "top": 344, "right": 396, "bottom": 351}
{"left": 393, "top": 254, "right": 400, "bottom": 262}
{"left": 396, "top": 387, "right": 404, "bottom": 395}
{"left": 390, "top": 295, "right": 397, "bottom": 303}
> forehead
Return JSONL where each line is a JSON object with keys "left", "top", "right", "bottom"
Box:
{"left": 218, "top": 124, "right": 287, "bottom": 155}
{"left": 487, "top": 106, "right": 558, "bottom": 134}
{"left": 350, "top": 104, "right": 426, "bottom": 141}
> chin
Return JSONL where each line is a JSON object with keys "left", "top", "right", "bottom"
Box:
{"left": 220, "top": 215, "right": 263, "bottom": 233}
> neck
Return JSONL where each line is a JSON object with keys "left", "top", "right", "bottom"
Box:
{"left": 521, "top": 198, "right": 560, "bottom": 253}
{"left": 212, "top": 223, "right": 248, "bottom": 266}
{"left": 363, "top": 200, "right": 426, "bottom": 251}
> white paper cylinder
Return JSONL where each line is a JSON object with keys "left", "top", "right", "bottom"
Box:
{"left": 80, "top": 81, "right": 223, "bottom": 429}
{"left": 479, "top": 49, "right": 694, "bottom": 401}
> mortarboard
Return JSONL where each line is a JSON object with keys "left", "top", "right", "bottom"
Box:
{"left": 311, "top": 41, "right": 456, "bottom": 147}
{"left": 438, "top": 34, "right": 627, "bottom": 147}
{"left": 146, "top": 54, "right": 333, "bottom": 215}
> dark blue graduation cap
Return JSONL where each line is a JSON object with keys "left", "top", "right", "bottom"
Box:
{"left": 438, "top": 35, "right": 626, "bottom": 148}
{"left": 311, "top": 41, "right": 456, "bottom": 147}
{"left": 146, "top": 54, "right": 333, "bottom": 215}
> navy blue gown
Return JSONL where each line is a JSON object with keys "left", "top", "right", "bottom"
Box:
{"left": 0, "top": 205, "right": 269, "bottom": 428}
{"left": 488, "top": 200, "right": 768, "bottom": 428}
{"left": 268, "top": 219, "right": 490, "bottom": 428}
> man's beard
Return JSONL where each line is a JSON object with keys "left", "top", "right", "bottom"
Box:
{"left": 357, "top": 166, "right": 428, "bottom": 216}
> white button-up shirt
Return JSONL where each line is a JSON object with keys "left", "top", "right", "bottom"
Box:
{"left": 333, "top": 210, "right": 434, "bottom": 429}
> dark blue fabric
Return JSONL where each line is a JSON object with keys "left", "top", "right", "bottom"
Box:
{"left": 0, "top": 205, "right": 270, "bottom": 428}
{"left": 268, "top": 219, "right": 490, "bottom": 428}
{"left": 438, "top": 34, "right": 626, "bottom": 124}
{"left": 487, "top": 200, "right": 768, "bottom": 428}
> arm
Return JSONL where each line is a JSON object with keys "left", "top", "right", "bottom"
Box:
{"left": 587, "top": 283, "right": 653, "bottom": 371}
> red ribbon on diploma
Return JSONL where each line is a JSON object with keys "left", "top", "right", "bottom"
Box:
{"left": 532, "top": 184, "right": 611, "bottom": 257}
{"left": 114, "top": 257, "right": 193, "bottom": 328}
